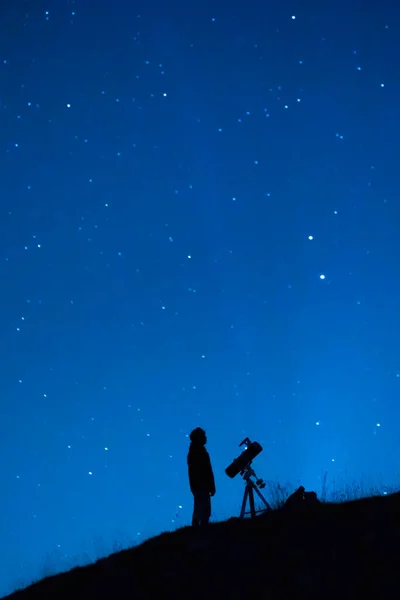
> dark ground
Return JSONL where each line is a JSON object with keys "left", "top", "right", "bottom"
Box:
{"left": 5, "top": 490, "right": 400, "bottom": 599}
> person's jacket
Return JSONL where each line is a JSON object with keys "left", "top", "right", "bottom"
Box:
{"left": 187, "top": 442, "right": 216, "bottom": 494}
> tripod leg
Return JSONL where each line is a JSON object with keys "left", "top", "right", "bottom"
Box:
{"left": 253, "top": 484, "right": 272, "bottom": 511}
{"left": 248, "top": 486, "right": 256, "bottom": 518}
{"left": 240, "top": 486, "right": 249, "bottom": 519}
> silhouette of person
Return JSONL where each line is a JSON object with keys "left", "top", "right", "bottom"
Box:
{"left": 187, "top": 427, "right": 216, "bottom": 527}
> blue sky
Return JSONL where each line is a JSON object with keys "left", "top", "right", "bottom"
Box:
{"left": 1, "top": 0, "right": 399, "bottom": 596}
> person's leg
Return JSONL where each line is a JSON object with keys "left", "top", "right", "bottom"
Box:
{"left": 205, "top": 493, "right": 211, "bottom": 523}
{"left": 192, "top": 492, "right": 201, "bottom": 527}
{"left": 198, "top": 492, "right": 211, "bottom": 526}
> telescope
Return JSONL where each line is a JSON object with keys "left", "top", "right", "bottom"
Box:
{"left": 225, "top": 437, "right": 271, "bottom": 518}
{"left": 225, "top": 437, "right": 263, "bottom": 478}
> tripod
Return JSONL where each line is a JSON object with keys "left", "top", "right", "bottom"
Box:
{"left": 240, "top": 462, "right": 272, "bottom": 519}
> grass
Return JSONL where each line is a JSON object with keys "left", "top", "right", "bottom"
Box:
{"left": 5, "top": 475, "right": 400, "bottom": 599}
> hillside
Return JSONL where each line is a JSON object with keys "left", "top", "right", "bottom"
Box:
{"left": 4, "top": 489, "right": 400, "bottom": 599}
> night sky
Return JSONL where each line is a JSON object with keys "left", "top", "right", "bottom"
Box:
{"left": 1, "top": 0, "right": 400, "bottom": 595}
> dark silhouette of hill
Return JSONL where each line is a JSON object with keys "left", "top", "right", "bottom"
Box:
{"left": 4, "top": 488, "right": 400, "bottom": 599}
